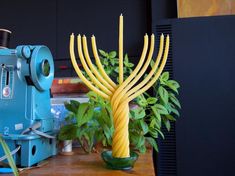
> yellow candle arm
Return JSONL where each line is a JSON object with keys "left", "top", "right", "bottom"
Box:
{"left": 111, "top": 34, "right": 156, "bottom": 112}
{"left": 82, "top": 36, "right": 115, "bottom": 92}
{"left": 69, "top": 34, "right": 110, "bottom": 100}
{"left": 119, "top": 14, "right": 124, "bottom": 84}
{"left": 111, "top": 35, "right": 149, "bottom": 110}
{"left": 77, "top": 35, "right": 112, "bottom": 96}
{"left": 121, "top": 34, "right": 155, "bottom": 94}
{"left": 111, "top": 36, "right": 169, "bottom": 123}
{"left": 91, "top": 36, "right": 117, "bottom": 88}
{"left": 123, "top": 34, "right": 164, "bottom": 100}
{"left": 127, "top": 35, "right": 170, "bottom": 101}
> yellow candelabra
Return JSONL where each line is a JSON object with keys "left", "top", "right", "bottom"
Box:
{"left": 69, "top": 14, "right": 169, "bottom": 158}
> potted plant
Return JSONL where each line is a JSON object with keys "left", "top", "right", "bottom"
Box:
{"left": 61, "top": 48, "right": 180, "bottom": 168}
{"left": 69, "top": 15, "right": 179, "bottom": 170}
{"left": 58, "top": 100, "right": 95, "bottom": 154}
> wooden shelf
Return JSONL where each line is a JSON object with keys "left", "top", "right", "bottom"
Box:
{"left": 19, "top": 147, "right": 155, "bottom": 176}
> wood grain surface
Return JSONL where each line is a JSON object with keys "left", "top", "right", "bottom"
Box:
{"left": 18, "top": 147, "right": 155, "bottom": 176}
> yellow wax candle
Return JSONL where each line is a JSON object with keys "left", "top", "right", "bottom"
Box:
{"left": 119, "top": 14, "right": 123, "bottom": 84}
{"left": 69, "top": 15, "right": 170, "bottom": 159}
{"left": 69, "top": 34, "right": 110, "bottom": 100}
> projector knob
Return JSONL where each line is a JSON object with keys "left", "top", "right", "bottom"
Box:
{"left": 22, "top": 46, "right": 31, "bottom": 58}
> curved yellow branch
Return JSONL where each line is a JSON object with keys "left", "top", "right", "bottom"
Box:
{"left": 69, "top": 34, "right": 110, "bottom": 100}
{"left": 127, "top": 35, "right": 170, "bottom": 101}
{"left": 120, "top": 34, "right": 164, "bottom": 102}
{"left": 82, "top": 36, "right": 115, "bottom": 92}
{"left": 112, "top": 35, "right": 168, "bottom": 119}
{"left": 91, "top": 36, "right": 117, "bottom": 88}
{"left": 77, "top": 35, "right": 112, "bottom": 96}
{"left": 111, "top": 34, "right": 154, "bottom": 112}
{"left": 111, "top": 34, "right": 149, "bottom": 110}
{"left": 123, "top": 34, "right": 158, "bottom": 92}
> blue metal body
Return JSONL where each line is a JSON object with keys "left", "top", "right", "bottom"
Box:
{"left": 0, "top": 45, "right": 57, "bottom": 167}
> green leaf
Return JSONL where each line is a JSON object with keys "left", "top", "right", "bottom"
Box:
{"left": 70, "top": 100, "right": 80, "bottom": 108}
{"left": 58, "top": 124, "right": 77, "bottom": 140}
{"left": 165, "top": 114, "right": 176, "bottom": 121}
{"left": 110, "top": 58, "right": 115, "bottom": 66}
{"left": 138, "top": 96, "right": 148, "bottom": 107}
{"left": 163, "top": 118, "right": 171, "bottom": 131}
{"left": 114, "top": 67, "right": 119, "bottom": 73}
{"left": 137, "top": 135, "right": 145, "bottom": 148}
{"left": 103, "top": 124, "right": 112, "bottom": 144}
{"left": 150, "top": 106, "right": 161, "bottom": 124}
{"left": 140, "top": 120, "right": 149, "bottom": 135}
{"left": 169, "top": 93, "right": 181, "bottom": 108}
{"left": 0, "top": 136, "right": 19, "bottom": 176}
{"left": 127, "top": 63, "right": 134, "bottom": 67}
{"left": 146, "top": 137, "right": 158, "bottom": 152}
{"left": 87, "top": 91, "right": 98, "bottom": 102}
{"left": 130, "top": 133, "right": 139, "bottom": 146}
{"left": 150, "top": 118, "right": 158, "bottom": 128}
{"left": 99, "top": 49, "right": 108, "bottom": 57}
{"left": 166, "top": 80, "right": 180, "bottom": 94}
{"left": 139, "top": 145, "right": 147, "bottom": 153}
{"left": 76, "top": 103, "right": 94, "bottom": 127}
{"left": 158, "top": 86, "right": 169, "bottom": 104}
{"left": 64, "top": 101, "right": 78, "bottom": 114}
{"left": 103, "top": 59, "right": 109, "bottom": 66}
{"left": 147, "top": 97, "right": 158, "bottom": 104}
{"left": 156, "top": 128, "right": 165, "bottom": 139}
{"left": 152, "top": 104, "right": 169, "bottom": 115}
{"left": 149, "top": 128, "right": 158, "bottom": 138}
{"left": 160, "top": 72, "right": 169, "bottom": 84}
{"left": 109, "top": 51, "right": 117, "bottom": 58}
{"left": 124, "top": 54, "right": 129, "bottom": 62}
{"left": 130, "top": 108, "right": 146, "bottom": 119}
{"left": 171, "top": 107, "right": 180, "bottom": 117}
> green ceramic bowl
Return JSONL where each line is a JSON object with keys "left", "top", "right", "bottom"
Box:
{"left": 101, "top": 150, "right": 139, "bottom": 170}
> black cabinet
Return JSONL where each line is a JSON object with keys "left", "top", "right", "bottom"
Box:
{"left": 154, "top": 15, "right": 235, "bottom": 176}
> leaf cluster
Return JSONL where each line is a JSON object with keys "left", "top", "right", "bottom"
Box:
{"left": 132, "top": 72, "right": 181, "bottom": 152}
{"left": 58, "top": 92, "right": 114, "bottom": 153}
{"left": 99, "top": 50, "right": 134, "bottom": 82}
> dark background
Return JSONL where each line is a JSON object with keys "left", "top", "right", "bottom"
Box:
{"left": 0, "top": 0, "right": 176, "bottom": 77}
{"left": 3, "top": 1, "right": 234, "bottom": 176}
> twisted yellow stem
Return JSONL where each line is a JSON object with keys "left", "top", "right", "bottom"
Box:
{"left": 111, "top": 101, "right": 129, "bottom": 157}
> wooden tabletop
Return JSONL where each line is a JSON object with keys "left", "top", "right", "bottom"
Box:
{"left": 18, "top": 147, "right": 155, "bottom": 176}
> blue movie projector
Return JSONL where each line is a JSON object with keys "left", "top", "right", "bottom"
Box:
{"left": 0, "top": 32, "right": 57, "bottom": 167}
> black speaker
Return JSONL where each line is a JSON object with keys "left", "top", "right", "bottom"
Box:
{"left": 153, "top": 15, "right": 235, "bottom": 176}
